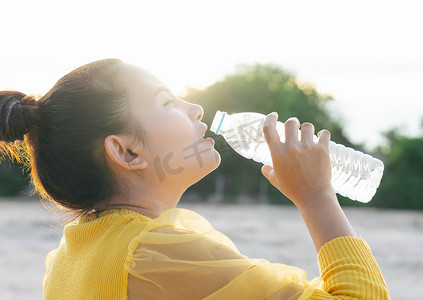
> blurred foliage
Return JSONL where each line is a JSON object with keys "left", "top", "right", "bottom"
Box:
{"left": 371, "top": 127, "right": 423, "bottom": 210}
{"left": 1, "top": 63, "right": 422, "bottom": 210}
{"left": 0, "top": 160, "right": 28, "bottom": 196}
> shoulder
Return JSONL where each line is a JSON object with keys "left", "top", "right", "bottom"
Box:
{"left": 127, "top": 207, "right": 246, "bottom": 262}
{"left": 149, "top": 207, "right": 212, "bottom": 229}
{"left": 133, "top": 207, "right": 218, "bottom": 237}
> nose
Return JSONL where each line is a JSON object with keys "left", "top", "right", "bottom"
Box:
{"left": 190, "top": 103, "right": 204, "bottom": 122}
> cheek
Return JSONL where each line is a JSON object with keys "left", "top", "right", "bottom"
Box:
{"left": 149, "top": 127, "right": 215, "bottom": 170}
{"left": 148, "top": 123, "right": 195, "bottom": 157}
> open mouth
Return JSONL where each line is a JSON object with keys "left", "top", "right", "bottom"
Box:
{"left": 201, "top": 124, "right": 214, "bottom": 144}
{"left": 203, "top": 136, "right": 215, "bottom": 144}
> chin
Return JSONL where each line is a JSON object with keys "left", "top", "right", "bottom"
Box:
{"left": 211, "top": 152, "right": 221, "bottom": 170}
{"left": 188, "top": 154, "right": 221, "bottom": 185}
{"left": 205, "top": 149, "right": 221, "bottom": 171}
{"left": 201, "top": 157, "right": 221, "bottom": 176}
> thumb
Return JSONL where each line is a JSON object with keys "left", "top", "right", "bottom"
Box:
{"left": 262, "top": 164, "right": 281, "bottom": 194}
{"left": 261, "top": 164, "right": 271, "bottom": 177}
{"left": 263, "top": 112, "right": 280, "bottom": 153}
{"left": 261, "top": 164, "right": 274, "bottom": 182}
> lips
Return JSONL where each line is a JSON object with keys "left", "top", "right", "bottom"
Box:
{"left": 201, "top": 123, "right": 208, "bottom": 138}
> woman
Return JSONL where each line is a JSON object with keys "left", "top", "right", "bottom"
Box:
{"left": 0, "top": 59, "right": 390, "bottom": 299}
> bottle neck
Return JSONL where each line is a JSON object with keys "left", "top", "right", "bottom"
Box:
{"left": 215, "top": 111, "right": 226, "bottom": 135}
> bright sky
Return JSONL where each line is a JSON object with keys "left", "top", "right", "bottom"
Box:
{"left": 1, "top": 0, "right": 422, "bottom": 150}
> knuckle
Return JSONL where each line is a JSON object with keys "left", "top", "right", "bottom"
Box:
{"left": 319, "top": 129, "right": 331, "bottom": 136}
{"left": 263, "top": 126, "right": 272, "bottom": 137}
{"left": 285, "top": 146, "right": 299, "bottom": 156}
{"left": 263, "top": 123, "right": 272, "bottom": 131}
{"left": 302, "top": 124, "right": 314, "bottom": 132}
{"left": 315, "top": 144, "right": 329, "bottom": 154}
{"left": 272, "top": 143, "right": 283, "bottom": 153}
{"left": 302, "top": 143, "right": 313, "bottom": 151}
{"left": 285, "top": 118, "right": 300, "bottom": 127}
{"left": 301, "top": 122, "right": 314, "bottom": 128}
{"left": 263, "top": 121, "right": 275, "bottom": 132}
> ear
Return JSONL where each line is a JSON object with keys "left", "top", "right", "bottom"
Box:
{"left": 104, "top": 135, "right": 148, "bottom": 171}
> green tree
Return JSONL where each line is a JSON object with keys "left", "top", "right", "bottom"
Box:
{"left": 373, "top": 128, "right": 423, "bottom": 209}
{"left": 0, "top": 160, "right": 28, "bottom": 197}
{"left": 183, "top": 63, "right": 356, "bottom": 204}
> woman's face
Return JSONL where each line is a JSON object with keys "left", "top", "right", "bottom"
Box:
{"left": 118, "top": 63, "right": 221, "bottom": 184}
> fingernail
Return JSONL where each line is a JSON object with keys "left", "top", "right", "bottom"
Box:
{"left": 287, "top": 117, "right": 299, "bottom": 122}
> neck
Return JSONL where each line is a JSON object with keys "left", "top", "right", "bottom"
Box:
{"left": 96, "top": 167, "right": 190, "bottom": 218}
{"left": 95, "top": 184, "right": 186, "bottom": 219}
{"left": 100, "top": 200, "right": 174, "bottom": 219}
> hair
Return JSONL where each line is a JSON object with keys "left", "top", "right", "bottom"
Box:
{"left": 0, "top": 58, "right": 147, "bottom": 223}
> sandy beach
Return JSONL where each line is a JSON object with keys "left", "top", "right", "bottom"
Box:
{"left": 0, "top": 198, "right": 422, "bottom": 299}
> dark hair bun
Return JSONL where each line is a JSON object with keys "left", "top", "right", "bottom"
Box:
{"left": 0, "top": 91, "right": 39, "bottom": 142}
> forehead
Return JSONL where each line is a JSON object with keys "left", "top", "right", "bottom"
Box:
{"left": 117, "top": 63, "right": 166, "bottom": 102}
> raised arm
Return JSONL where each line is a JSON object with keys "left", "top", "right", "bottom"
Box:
{"left": 261, "top": 112, "right": 390, "bottom": 299}
{"left": 261, "top": 113, "right": 356, "bottom": 251}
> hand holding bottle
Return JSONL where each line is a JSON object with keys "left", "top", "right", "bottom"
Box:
{"left": 211, "top": 110, "right": 383, "bottom": 202}
{"left": 211, "top": 110, "right": 358, "bottom": 251}
{"left": 260, "top": 112, "right": 335, "bottom": 210}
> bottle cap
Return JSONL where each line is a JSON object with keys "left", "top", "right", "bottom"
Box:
{"left": 210, "top": 110, "right": 226, "bottom": 135}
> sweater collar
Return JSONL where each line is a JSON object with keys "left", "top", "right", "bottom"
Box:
{"left": 79, "top": 208, "right": 152, "bottom": 224}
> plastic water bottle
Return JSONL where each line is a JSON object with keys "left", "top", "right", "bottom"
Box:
{"left": 210, "top": 110, "right": 384, "bottom": 203}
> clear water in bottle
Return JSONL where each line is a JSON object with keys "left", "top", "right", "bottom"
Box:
{"left": 210, "top": 110, "right": 384, "bottom": 203}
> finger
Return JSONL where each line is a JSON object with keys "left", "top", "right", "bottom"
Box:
{"left": 263, "top": 112, "right": 281, "bottom": 149}
{"left": 300, "top": 122, "right": 315, "bottom": 144}
{"left": 318, "top": 129, "right": 331, "bottom": 147}
{"left": 261, "top": 164, "right": 271, "bottom": 177}
{"left": 261, "top": 165, "right": 275, "bottom": 185}
{"left": 284, "top": 117, "right": 300, "bottom": 144}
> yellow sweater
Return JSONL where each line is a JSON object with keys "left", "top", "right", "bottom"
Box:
{"left": 42, "top": 208, "right": 390, "bottom": 300}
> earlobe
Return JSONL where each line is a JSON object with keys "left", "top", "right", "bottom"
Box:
{"left": 104, "top": 135, "right": 148, "bottom": 171}
{"left": 126, "top": 151, "right": 148, "bottom": 170}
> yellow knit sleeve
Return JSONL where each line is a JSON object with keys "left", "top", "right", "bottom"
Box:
{"left": 42, "top": 235, "right": 65, "bottom": 292}
{"left": 308, "top": 236, "right": 390, "bottom": 300}
{"left": 124, "top": 208, "right": 389, "bottom": 300}
{"left": 42, "top": 248, "right": 58, "bottom": 291}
